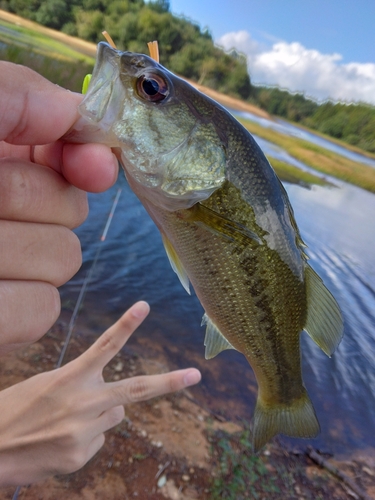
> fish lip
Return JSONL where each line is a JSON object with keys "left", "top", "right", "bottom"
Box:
{"left": 80, "top": 42, "right": 122, "bottom": 122}
{"left": 63, "top": 42, "right": 124, "bottom": 145}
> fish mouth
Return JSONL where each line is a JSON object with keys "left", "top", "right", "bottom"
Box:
{"left": 64, "top": 42, "right": 126, "bottom": 145}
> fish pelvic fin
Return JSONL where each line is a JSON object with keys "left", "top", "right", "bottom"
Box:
{"left": 305, "top": 265, "right": 343, "bottom": 357}
{"left": 252, "top": 389, "right": 320, "bottom": 453}
{"left": 161, "top": 233, "right": 190, "bottom": 295}
{"left": 201, "top": 313, "right": 236, "bottom": 359}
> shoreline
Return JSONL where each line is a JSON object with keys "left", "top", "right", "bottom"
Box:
{"left": 0, "top": 312, "right": 373, "bottom": 499}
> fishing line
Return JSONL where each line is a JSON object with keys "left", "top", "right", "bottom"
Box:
{"left": 12, "top": 186, "right": 122, "bottom": 500}
{"left": 56, "top": 186, "right": 122, "bottom": 368}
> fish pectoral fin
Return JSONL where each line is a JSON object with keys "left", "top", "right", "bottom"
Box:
{"left": 253, "top": 389, "right": 320, "bottom": 453}
{"left": 161, "top": 233, "right": 190, "bottom": 295}
{"left": 191, "top": 204, "right": 263, "bottom": 245}
{"left": 304, "top": 265, "right": 343, "bottom": 357}
{"left": 201, "top": 313, "right": 236, "bottom": 359}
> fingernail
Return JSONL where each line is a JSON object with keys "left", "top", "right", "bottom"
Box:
{"left": 183, "top": 369, "right": 202, "bottom": 386}
{"left": 131, "top": 301, "right": 150, "bottom": 319}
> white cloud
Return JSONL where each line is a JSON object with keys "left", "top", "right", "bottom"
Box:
{"left": 217, "top": 30, "right": 375, "bottom": 105}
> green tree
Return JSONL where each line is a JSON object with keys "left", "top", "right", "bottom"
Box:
{"left": 35, "top": 0, "right": 72, "bottom": 29}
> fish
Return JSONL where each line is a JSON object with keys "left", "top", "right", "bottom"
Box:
{"left": 67, "top": 41, "right": 343, "bottom": 451}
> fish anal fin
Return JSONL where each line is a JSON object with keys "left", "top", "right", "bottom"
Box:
{"left": 201, "top": 313, "right": 236, "bottom": 359}
{"left": 161, "top": 234, "right": 190, "bottom": 295}
{"left": 253, "top": 389, "right": 320, "bottom": 453}
{"left": 304, "top": 265, "right": 343, "bottom": 357}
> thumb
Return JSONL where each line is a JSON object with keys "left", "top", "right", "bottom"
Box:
{"left": 0, "top": 61, "right": 82, "bottom": 145}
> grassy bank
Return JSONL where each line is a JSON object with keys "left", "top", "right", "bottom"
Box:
{"left": 0, "top": 15, "right": 94, "bottom": 92}
{"left": 240, "top": 118, "right": 375, "bottom": 193}
{"left": 0, "top": 18, "right": 95, "bottom": 64}
{"left": 0, "top": 43, "right": 93, "bottom": 92}
{"left": 268, "top": 157, "right": 332, "bottom": 188}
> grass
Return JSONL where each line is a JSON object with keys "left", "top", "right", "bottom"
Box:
{"left": 0, "top": 18, "right": 95, "bottom": 64}
{"left": 208, "top": 427, "right": 336, "bottom": 500}
{"left": 209, "top": 428, "right": 281, "bottom": 499}
{"left": 267, "top": 156, "right": 332, "bottom": 187}
{"left": 239, "top": 118, "right": 375, "bottom": 193}
{"left": 281, "top": 117, "right": 375, "bottom": 161}
{"left": 0, "top": 16, "right": 95, "bottom": 92}
{"left": 0, "top": 43, "right": 93, "bottom": 92}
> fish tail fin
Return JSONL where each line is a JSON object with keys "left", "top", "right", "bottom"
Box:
{"left": 252, "top": 389, "right": 320, "bottom": 453}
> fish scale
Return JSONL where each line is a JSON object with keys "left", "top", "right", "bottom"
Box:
{"left": 67, "top": 41, "right": 343, "bottom": 451}
{"left": 144, "top": 182, "right": 307, "bottom": 400}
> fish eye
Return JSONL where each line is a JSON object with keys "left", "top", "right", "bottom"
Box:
{"left": 136, "top": 74, "right": 169, "bottom": 102}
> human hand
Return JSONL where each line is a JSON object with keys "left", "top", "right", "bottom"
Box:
{"left": 0, "top": 301, "right": 202, "bottom": 486}
{"left": 0, "top": 62, "right": 119, "bottom": 353}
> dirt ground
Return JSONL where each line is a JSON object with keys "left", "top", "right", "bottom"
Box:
{"left": 0, "top": 318, "right": 374, "bottom": 500}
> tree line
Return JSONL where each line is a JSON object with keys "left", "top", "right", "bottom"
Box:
{"left": 2, "top": 0, "right": 375, "bottom": 153}
{"left": 252, "top": 86, "right": 375, "bottom": 153}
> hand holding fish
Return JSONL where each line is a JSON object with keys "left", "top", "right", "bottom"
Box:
{"left": 0, "top": 61, "right": 118, "bottom": 353}
{"left": 0, "top": 301, "right": 201, "bottom": 486}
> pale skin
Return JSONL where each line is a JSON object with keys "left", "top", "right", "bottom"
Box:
{"left": 0, "top": 62, "right": 201, "bottom": 486}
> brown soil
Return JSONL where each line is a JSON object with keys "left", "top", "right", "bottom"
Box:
{"left": 0, "top": 318, "right": 374, "bottom": 500}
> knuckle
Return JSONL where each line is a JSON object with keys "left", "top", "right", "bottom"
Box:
{"left": 0, "top": 160, "right": 28, "bottom": 218}
{"left": 62, "top": 450, "right": 89, "bottom": 474}
{"left": 70, "top": 190, "right": 89, "bottom": 228}
{"left": 125, "top": 377, "right": 150, "bottom": 403}
{"left": 0, "top": 281, "right": 60, "bottom": 348}
{"left": 167, "top": 374, "right": 182, "bottom": 394}
{"left": 53, "top": 228, "right": 82, "bottom": 285}
{"left": 106, "top": 406, "right": 125, "bottom": 428}
{"left": 96, "top": 329, "right": 122, "bottom": 355}
{"left": 26, "top": 282, "right": 61, "bottom": 335}
{"left": 42, "top": 283, "right": 61, "bottom": 326}
{"left": 53, "top": 428, "right": 87, "bottom": 474}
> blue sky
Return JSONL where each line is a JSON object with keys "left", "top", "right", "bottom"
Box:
{"left": 169, "top": 0, "right": 375, "bottom": 104}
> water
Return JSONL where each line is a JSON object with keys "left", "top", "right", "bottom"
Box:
{"left": 232, "top": 109, "right": 375, "bottom": 169}
{"left": 60, "top": 168, "right": 375, "bottom": 458}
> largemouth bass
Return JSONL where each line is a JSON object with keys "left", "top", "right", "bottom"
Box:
{"left": 68, "top": 42, "right": 343, "bottom": 451}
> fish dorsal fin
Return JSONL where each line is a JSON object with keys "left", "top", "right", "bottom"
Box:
{"left": 201, "top": 313, "right": 236, "bottom": 359}
{"left": 161, "top": 233, "right": 190, "bottom": 295}
{"left": 304, "top": 265, "right": 343, "bottom": 357}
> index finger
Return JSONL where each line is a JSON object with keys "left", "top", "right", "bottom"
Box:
{"left": 77, "top": 302, "right": 150, "bottom": 372}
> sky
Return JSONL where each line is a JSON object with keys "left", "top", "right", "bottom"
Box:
{"left": 169, "top": 0, "right": 375, "bottom": 104}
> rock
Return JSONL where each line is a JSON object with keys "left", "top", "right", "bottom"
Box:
{"left": 114, "top": 361, "right": 124, "bottom": 372}
{"left": 157, "top": 475, "right": 167, "bottom": 488}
